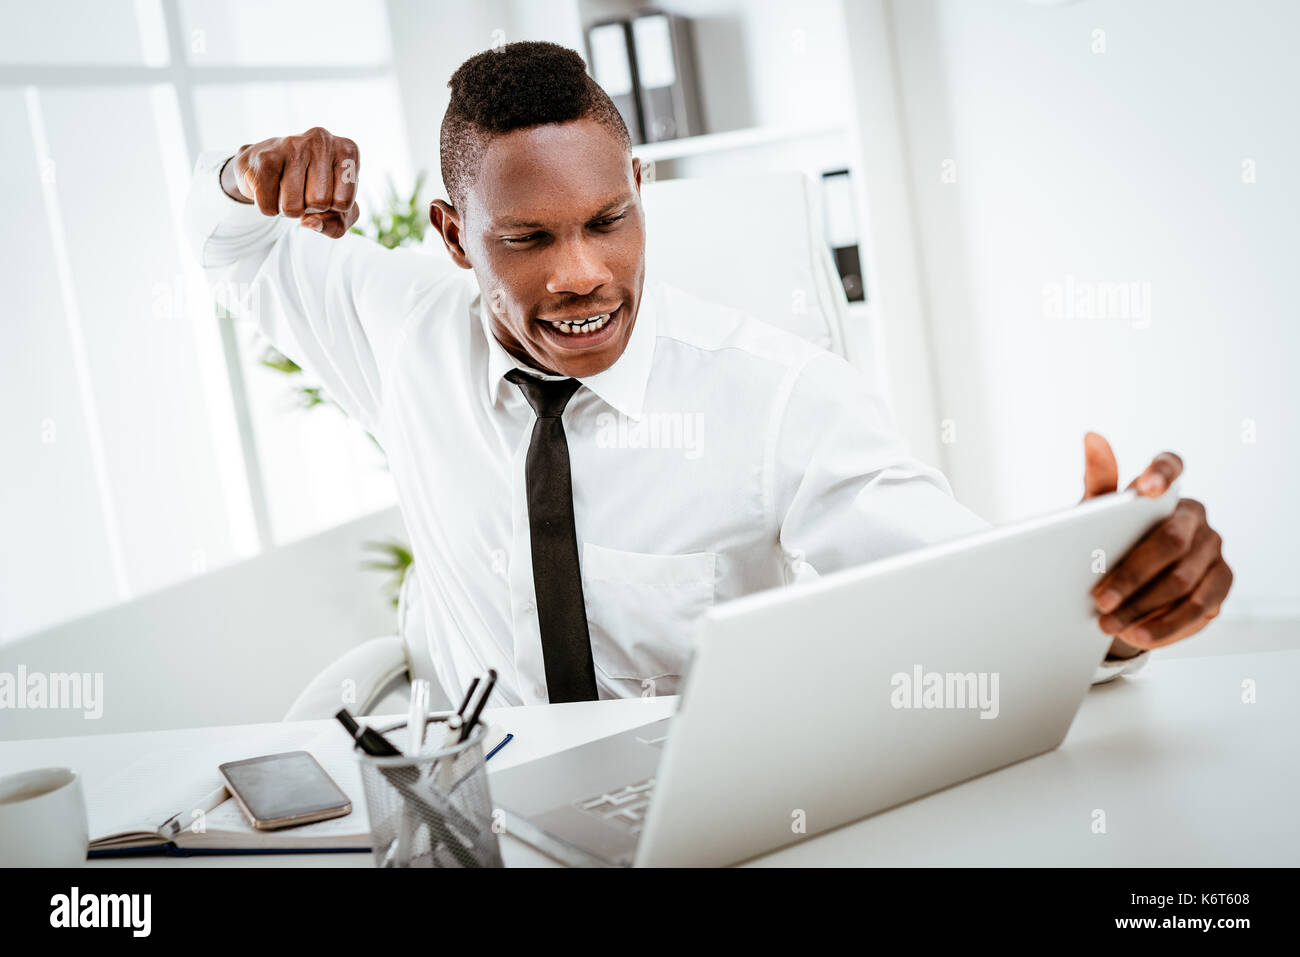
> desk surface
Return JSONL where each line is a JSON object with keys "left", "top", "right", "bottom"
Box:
{"left": 2, "top": 650, "right": 1297, "bottom": 867}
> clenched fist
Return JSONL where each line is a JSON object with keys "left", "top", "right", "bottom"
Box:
{"left": 221, "top": 127, "right": 361, "bottom": 238}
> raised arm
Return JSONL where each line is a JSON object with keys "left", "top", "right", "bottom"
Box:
{"left": 184, "top": 127, "right": 462, "bottom": 436}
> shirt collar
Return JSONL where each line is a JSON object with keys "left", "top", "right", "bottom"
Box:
{"left": 477, "top": 282, "right": 657, "bottom": 421}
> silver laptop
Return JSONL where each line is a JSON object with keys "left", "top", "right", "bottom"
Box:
{"left": 491, "top": 488, "right": 1178, "bottom": 867}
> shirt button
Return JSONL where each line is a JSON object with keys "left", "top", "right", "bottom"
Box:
{"left": 533, "top": 683, "right": 546, "bottom": 699}
{"left": 522, "top": 599, "right": 536, "bottom": 613}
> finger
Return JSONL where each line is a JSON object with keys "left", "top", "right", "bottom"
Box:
{"left": 332, "top": 138, "right": 359, "bottom": 212}
{"left": 1082, "top": 432, "right": 1119, "bottom": 500}
{"left": 304, "top": 130, "right": 334, "bottom": 213}
{"left": 318, "top": 210, "right": 347, "bottom": 239}
{"left": 279, "top": 149, "right": 307, "bottom": 219}
{"left": 1098, "top": 522, "right": 1221, "bottom": 634}
{"left": 245, "top": 151, "right": 284, "bottom": 217}
{"left": 1119, "top": 559, "right": 1233, "bottom": 649}
{"left": 232, "top": 146, "right": 255, "bottom": 201}
{"left": 1091, "top": 498, "right": 1204, "bottom": 613}
{"left": 302, "top": 205, "right": 358, "bottom": 239}
{"left": 1127, "top": 451, "right": 1184, "bottom": 497}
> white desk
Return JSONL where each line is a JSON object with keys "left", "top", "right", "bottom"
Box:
{"left": 2, "top": 650, "right": 1297, "bottom": 867}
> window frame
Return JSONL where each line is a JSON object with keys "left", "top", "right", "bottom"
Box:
{"left": 0, "top": 0, "right": 399, "bottom": 555}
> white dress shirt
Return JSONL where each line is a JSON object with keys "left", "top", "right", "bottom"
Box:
{"left": 184, "top": 149, "right": 1143, "bottom": 705}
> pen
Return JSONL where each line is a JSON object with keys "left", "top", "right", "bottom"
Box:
{"left": 406, "top": 679, "right": 431, "bottom": 755}
{"left": 421, "top": 712, "right": 464, "bottom": 784}
{"left": 395, "top": 681, "right": 432, "bottom": 865}
{"left": 456, "top": 678, "right": 480, "bottom": 718}
{"left": 485, "top": 733, "right": 513, "bottom": 761}
{"left": 336, "top": 709, "right": 401, "bottom": 757}
{"left": 433, "top": 714, "right": 465, "bottom": 791}
{"left": 459, "top": 669, "right": 498, "bottom": 743}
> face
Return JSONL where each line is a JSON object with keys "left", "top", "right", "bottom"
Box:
{"left": 430, "top": 117, "right": 645, "bottom": 379}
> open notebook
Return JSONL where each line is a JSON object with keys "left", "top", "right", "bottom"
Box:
{"left": 87, "top": 721, "right": 504, "bottom": 855}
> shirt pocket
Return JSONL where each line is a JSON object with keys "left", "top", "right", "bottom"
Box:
{"left": 581, "top": 541, "right": 717, "bottom": 698}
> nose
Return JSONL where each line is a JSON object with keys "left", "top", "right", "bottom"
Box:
{"left": 545, "top": 237, "right": 614, "bottom": 297}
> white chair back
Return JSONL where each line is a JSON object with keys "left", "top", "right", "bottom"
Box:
{"left": 640, "top": 171, "right": 852, "bottom": 359}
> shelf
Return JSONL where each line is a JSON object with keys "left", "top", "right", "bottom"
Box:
{"left": 632, "top": 123, "right": 846, "bottom": 163}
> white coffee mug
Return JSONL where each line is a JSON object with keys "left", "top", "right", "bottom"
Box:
{"left": 0, "top": 767, "right": 88, "bottom": 866}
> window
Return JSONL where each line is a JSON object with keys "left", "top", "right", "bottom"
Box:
{"left": 0, "top": 0, "right": 411, "bottom": 642}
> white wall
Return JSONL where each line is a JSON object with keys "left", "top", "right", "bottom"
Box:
{"left": 385, "top": 0, "right": 585, "bottom": 202}
{"left": 0, "top": 506, "right": 406, "bottom": 740}
{"left": 884, "top": 0, "right": 1299, "bottom": 618}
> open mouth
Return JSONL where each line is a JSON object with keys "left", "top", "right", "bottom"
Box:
{"left": 537, "top": 303, "right": 623, "bottom": 349}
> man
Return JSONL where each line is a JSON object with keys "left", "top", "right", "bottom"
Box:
{"left": 184, "top": 41, "right": 1231, "bottom": 707}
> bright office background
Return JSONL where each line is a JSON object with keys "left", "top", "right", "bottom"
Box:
{"left": 2, "top": 1, "right": 1296, "bottom": 696}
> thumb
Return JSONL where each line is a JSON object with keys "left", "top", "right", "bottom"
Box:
{"left": 1082, "top": 431, "right": 1119, "bottom": 501}
{"left": 301, "top": 204, "right": 359, "bottom": 239}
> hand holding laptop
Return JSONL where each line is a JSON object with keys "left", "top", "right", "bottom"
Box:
{"left": 1079, "top": 433, "right": 1232, "bottom": 655}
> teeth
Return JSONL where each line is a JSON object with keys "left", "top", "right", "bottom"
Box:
{"left": 549, "top": 312, "right": 612, "bottom": 335}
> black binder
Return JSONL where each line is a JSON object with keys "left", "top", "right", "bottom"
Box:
{"left": 628, "top": 11, "right": 704, "bottom": 143}
{"left": 585, "top": 18, "right": 645, "bottom": 145}
{"left": 821, "top": 169, "right": 867, "bottom": 303}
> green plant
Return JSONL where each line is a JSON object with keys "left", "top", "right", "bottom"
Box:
{"left": 350, "top": 171, "right": 428, "bottom": 249}
{"left": 362, "top": 539, "right": 415, "bottom": 608}
{"left": 257, "top": 347, "right": 331, "bottom": 409}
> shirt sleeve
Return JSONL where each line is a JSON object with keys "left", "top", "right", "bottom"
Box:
{"left": 182, "top": 148, "right": 464, "bottom": 438}
{"left": 1092, "top": 651, "right": 1150, "bottom": 684}
{"left": 772, "top": 349, "right": 990, "bottom": 576}
{"left": 772, "top": 349, "right": 1125, "bottom": 686}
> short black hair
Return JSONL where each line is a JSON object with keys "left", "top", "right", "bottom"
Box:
{"left": 440, "top": 41, "right": 632, "bottom": 212}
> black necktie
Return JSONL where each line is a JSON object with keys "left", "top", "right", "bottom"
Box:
{"left": 505, "top": 369, "right": 599, "bottom": 703}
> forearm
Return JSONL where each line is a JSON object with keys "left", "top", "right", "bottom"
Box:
{"left": 183, "top": 148, "right": 294, "bottom": 305}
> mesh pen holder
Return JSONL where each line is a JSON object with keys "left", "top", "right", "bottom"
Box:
{"left": 355, "top": 717, "right": 504, "bottom": 868}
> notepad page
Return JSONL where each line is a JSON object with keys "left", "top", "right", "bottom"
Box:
{"left": 177, "top": 724, "right": 373, "bottom": 848}
{"left": 86, "top": 724, "right": 322, "bottom": 842}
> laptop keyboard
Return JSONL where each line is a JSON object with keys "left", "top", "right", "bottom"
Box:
{"left": 576, "top": 777, "right": 657, "bottom": 833}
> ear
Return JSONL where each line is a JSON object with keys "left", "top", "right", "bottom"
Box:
{"left": 632, "top": 156, "right": 642, "bottom": 195}
{"left": 429, "top": 199, "right": 473, "bottom": 269}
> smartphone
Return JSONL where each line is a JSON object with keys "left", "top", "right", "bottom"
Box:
{"left": 218, "top": 750, "right": 352, "bottom": 830}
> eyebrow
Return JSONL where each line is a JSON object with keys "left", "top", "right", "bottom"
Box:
{"left": 491, "top": 193, "right": 635, "bottom": 231}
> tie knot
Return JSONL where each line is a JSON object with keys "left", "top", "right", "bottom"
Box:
{"left": 505, "top": 369, "right": 582, "bottom": 417}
